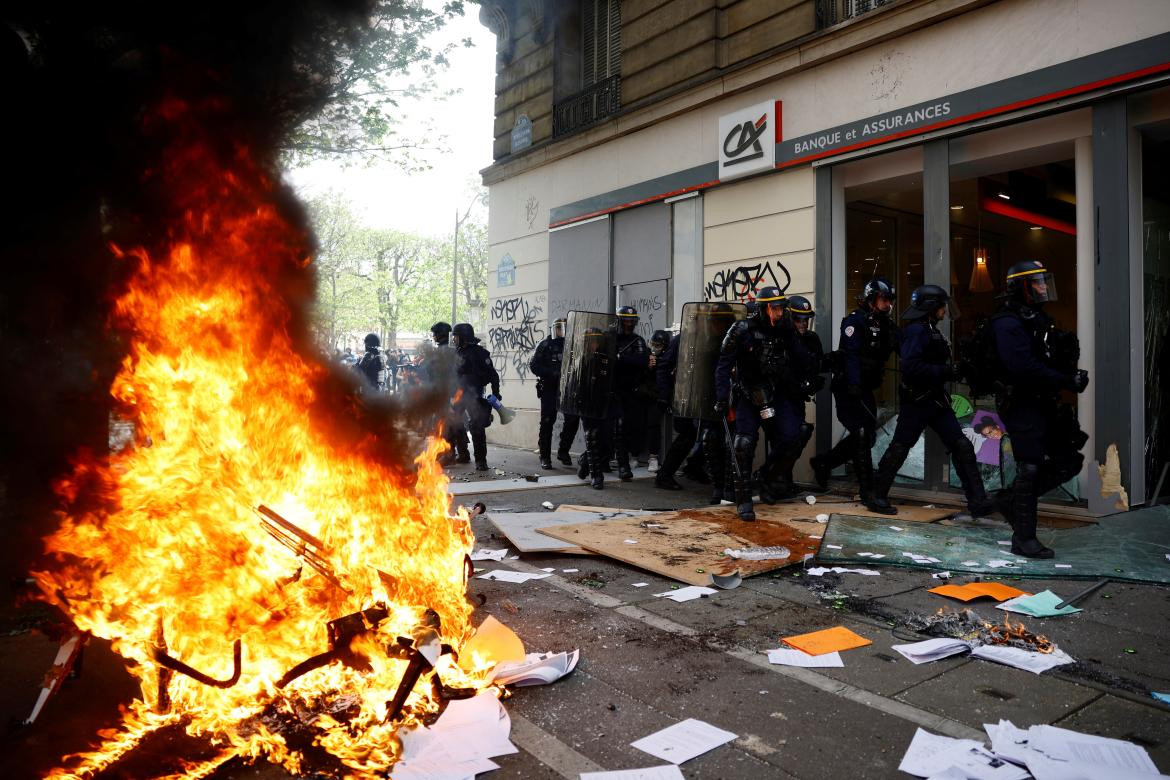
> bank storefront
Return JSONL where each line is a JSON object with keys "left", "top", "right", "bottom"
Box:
{"left": 486, "top": 19, "right": 1170, "bottom": 513}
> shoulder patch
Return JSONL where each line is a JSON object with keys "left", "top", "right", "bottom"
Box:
{"left": 844, "top": 325, "right": 855, "bottom": 337}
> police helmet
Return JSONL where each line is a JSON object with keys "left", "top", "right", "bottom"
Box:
{"left": 650, "top": 329, "right": 670, "bottom": 351}
{"left": 452, "top": 322, "right": 478, "bottom": 346}
{"left": 755, "top": 286, "right": 787, "bottom": 306}
{"left": 1005, "top": 260, "right": 1057, "bottom": 305}
{"left": 616, "top": 305, "right": 639, "bottom": 319}
{"left": 860, "top": 277, "right": 896, "bottom": 306}
{"left": 552, "top": 317, "right": 566, "bottom": 338}
{"left": 430, "top": 321, "right": 451, "bottom": 345}
{"left": 903, "top": 284, "right": 950, "bottom": 320}
{"left": 786, "top": 295, "right": 814, "bottom": 321}
{"left": 364, "top": 332, "right": 380, "bottom": 349}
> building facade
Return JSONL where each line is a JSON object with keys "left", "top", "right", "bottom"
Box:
{"left": 478, "top": 0, "right": 1170, "bottom": 513}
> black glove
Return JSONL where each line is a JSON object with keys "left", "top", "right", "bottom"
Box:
{"left": 714, "top": 399, "right": 729, "bottom": 416}
{"left": 1071, "top": 370, "right": 1089, "bottom": 394}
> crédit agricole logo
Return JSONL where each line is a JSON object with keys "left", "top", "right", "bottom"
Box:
{"left": 717, "top": 100, "right": 780, "bottom": 180}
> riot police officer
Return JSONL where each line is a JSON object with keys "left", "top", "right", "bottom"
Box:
{"left": 991, "top": 260, "right": 1088, "bottom": 559}
{"left": 451, "top": 323, "right": 501, "bottom": 471}
{"left": 563, "top": 316, "right": 617, "bottom": 490}
{"left": 870, "top": 285, "right": 994, "bottom": 517}
{"left": 529, "top": 318, "right": 580, "bottom": 469}
{"left": 611, "top": 305, "right": 652, "bottom": 481}
{"left": 430, "top": 321, "right": 452, "bottom": 348}
{"left": 653, "top": 330, "right": 691, "bottom": 490}
{"left": 714, "top": 287, "right": 802, "bottom": 521}
{"left": 767, "top": 296, "right": 825, "bottom": 498}
{"left": 422, "top": 321, "right": 466, "bottom": 464}
{"left": 811, "top": 278, "right": 899, "bottom": 505}
{"left": 356, "top": 332, "right": 384, "bottom": 392}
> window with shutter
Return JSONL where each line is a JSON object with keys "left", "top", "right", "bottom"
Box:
{"left": 582, "top": 0, "right": 620, "bottom": 87}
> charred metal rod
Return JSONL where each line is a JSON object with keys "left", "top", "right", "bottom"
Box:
{"left": 256, "top": 505, "right": 326, "bottom": 550}
{"left": 1054, "top": 579, "right": 1109, "bottom": 610}
{"left": 385, "top": 645, "right": 432, "bottom": 724}
{"left": 153, "top": 639, "right": 242, "bottom": 688}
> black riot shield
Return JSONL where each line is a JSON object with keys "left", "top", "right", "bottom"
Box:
{"left": 672, "top": 301, "right": 748, "bottom": 421}
{"left": 558, "top": 311, "right": 617, "bottom": 420}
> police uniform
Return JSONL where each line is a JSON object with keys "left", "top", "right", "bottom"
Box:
{"left": 714, "top": 287, "right": 802, "bottom": 520}
{"left": 611, "top": 307, "right": 651, "bottom": 481}
{"left": 425, "top": 322, "right": 468, "bottom": 464}
{"left": 452, "top": 323, "right": 501, "bottom": 471}
{"left": 870, "top": 285, "right": 993, "bottom": 517}
{"left": 811, "top": 278, "right": 900, "bottom": 502}
{"left": 653, "top": 332, "right": 697, "bottom": 490}
{"left": 767, "top": 296, "right": 823, "bottom": 498}
{"left": 529, "top": 321, "right": 580, "bottom": 468}
{"left": 991, "top": 260, "right": 1088, "bottom": 558}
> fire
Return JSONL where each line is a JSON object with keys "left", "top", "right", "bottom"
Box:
{"left": 984, "top": 614, "right": 1054, "bottom": 654}
{"left": 31, "top": 101, "right": 490, "bottom": 777}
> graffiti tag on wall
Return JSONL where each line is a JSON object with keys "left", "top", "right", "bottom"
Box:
{"left": 624, "top": 294, "right": 665, "bottom": 340}
{"left": 549, "top": 295, "right": 606, "bottom": 320}
{"left": 488, "top": 293, "right": 546, "bottom": 384}
{"left": 704, "top": 259, "right": 792, "bottom": 302}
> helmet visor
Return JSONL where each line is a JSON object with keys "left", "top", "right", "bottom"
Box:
{"left": 1025, "top": 272, "right": 1057, "bottom": 304}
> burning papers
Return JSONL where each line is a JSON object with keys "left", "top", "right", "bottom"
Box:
{"left": 969, "top": 645, "right": 1075, "bottom": 675}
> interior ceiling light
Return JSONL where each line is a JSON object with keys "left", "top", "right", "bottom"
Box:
{"left": 1030, "top": 225, "right": 1043, "bottom": 231}
{"left": 997, "top": 192, "right": 1011, "bottom": 200}
{"left": 950, "top": 205, "right": 964, "bottom": 210}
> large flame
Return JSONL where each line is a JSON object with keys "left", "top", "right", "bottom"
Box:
{"left": 32, "top": 100, "right": 487, "bottom": 777}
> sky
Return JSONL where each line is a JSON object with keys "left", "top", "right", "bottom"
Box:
{"left": 286, "top": 7, "right": 497, "bottom": 237}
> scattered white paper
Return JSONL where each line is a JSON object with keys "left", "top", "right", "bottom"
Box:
{"left": 470, "top": 548, "right": 508, "bottom": 561}
{"left": 889, "top": 526, "right": 905, "bottom": 531}
{"left": 824, "top": 544, "right": 843, "bottom": 550}
{"left": 624, "top": 539, "right": 639, "bottom": 545}
{"left": 899, "top": 728, "right": 1029, "bottom": 779}
{"left": 816, "top": 513, "right": 829, "bottom": 523}
{"left": 391, "top": 755, "right": 498, "bottom": 780}
{"left": 631, "top": 719, "right": 738, "bottom": 764}
{"left": 563, "top": 568, "right": 579, "bottom": 573}
{"left": 961, "top": 561, "right": 980, "bottom": 567}
{"left": 725, "top": 546, "right": 790, "bottom": 560}
{"left": 653, "top": 586, "right": 717, "bottom": 602}
{"left": 541, "top": 567, "right": 556, "bottom": 572}
{"left": 806, "top": 566, "right": 881, "bottom": 576}
{"left": 805, "top": 495, "right": 816, "bottom": 505}
{"left": 809, "top": 535, "right": 822, "bottom": 540}
{"left": 541, "top": 500, "right": 555, "bottom": 509}
{"left": 985, "top": 560, "right": 1018, "bottom": 568}
{"left": 767, "top": 647, "right": 844, "bottom": 667}
{"left": 933, "top": 571, "right": 952, "bottom": 579}
{"left": 997, "top": 541, "right": 1012, "bottom": 546}
{"left": 476, "top": 570, "right": 551, "bottom": 583}
{"left": 1054, "top": 564, "right": 1072, "bottom": 568}
{"left": 580, "top": 767, "right": 685, "bottom": 780}
{"left": 494, "top": 649, "right": 580, "bottom": 686}
{"left": 508, "top": 555, "right": 520, "bottom": 560}
{"left": 395, "top": 691, "right": 516, "bottom": 778}
{"left": 970, "top": 644, "right": 1074, "bottom": 674}
{"left": 858, "top": 552, "right": 876, "bottom": 557}
{"left": 891, "top": 638, "right": 972, "bottom": 665}
{"left": 632, "top": 582, "right": 648, "bottom": 587}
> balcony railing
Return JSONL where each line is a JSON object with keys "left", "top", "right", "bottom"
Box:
{"left": 553, "top": 75, "right": 621, "bottom": 138}
{"left": 815, "top": 0, "right": 895, "bottom": 28}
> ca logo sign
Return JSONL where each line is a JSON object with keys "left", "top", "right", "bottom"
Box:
{"left": 723, "top": 114, "right": 767, "bottom": 166}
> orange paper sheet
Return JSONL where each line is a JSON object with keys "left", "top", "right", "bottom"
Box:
{"left": 782, "top": 626, "right": 872, "bottom": 656}
{"left": 928, "top": 582, "right": 1030, "bottom": 602}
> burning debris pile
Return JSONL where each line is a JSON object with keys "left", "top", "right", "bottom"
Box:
{"left": 905, "top": 608, "right": 1056, "bottom": 654}
{"left": 23, "top": 98, "right": 496, "bottom": 778}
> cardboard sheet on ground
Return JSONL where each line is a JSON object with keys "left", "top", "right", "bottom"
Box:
{"left": 817, "top": 507, "right": 1170, "bottom": 584}
{"left": 929, "top": 582, "right": 1031, "bottom": 602}
{"left": 781, "top": 626, "right": 872, "bottom": 656}
{"left": 536, "top": 506, "right": 823, "bottom": 587}
{"left": 485, "top": 510, "right": 609, "bottom": 554}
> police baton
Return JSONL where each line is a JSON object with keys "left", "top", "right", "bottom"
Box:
{"left": 721, "top": 415, "right": 743, "bottom": 481}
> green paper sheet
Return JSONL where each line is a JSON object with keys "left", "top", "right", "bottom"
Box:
{"left": 996, "top": 590, "right": 1082, "bottom": 617}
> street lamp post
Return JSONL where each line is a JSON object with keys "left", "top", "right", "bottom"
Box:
{"left": 451, "top": 208, "right": 459, "bottom": 325}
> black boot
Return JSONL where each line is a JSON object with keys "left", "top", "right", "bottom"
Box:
{"left": 538, "top": 415, "right": 555, "bottom": 470}
{"left": 471, "top": 426, "right": 488, "bottom": 471}
{"left": 655, "top": 474, "right": 683, "bottom": 490}
{"left": 950, "top": 439, "right": 994, "bottom": 517}
{"left": 1010, "top": 462, "right": 1053, "bottom": 558}
{"left": 733, "top": 437, "right": 756, "bottom": 521}
{"left": 870, "top": 440, "right": 910, "bottom": 515}
{"left": 557, "top": 449, "right": 574, "bottom": 466}
{"left": 577, "top": 453, "right": 590, "bottom": 481}
{"left": 993, "top": 487, "right": 1015, "bottom": 524}
{"left": 614, "top": 420, "right": 634, "bottom": 481}
{"left": 852, "top": 432, "right": 878, "bottom": 507}
{"left": 809, "top": 454, "right": 830, "bottom": 492}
